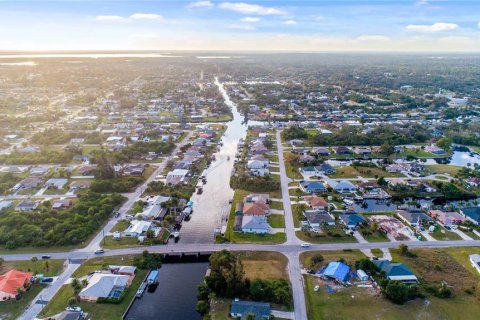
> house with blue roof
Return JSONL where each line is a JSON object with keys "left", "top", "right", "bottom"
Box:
{"left": 460, "top": 207, "right": 480, "bottom": 225}
{"left": 230, "top": 299, "right": 271, "bottom": 320}
{"left": 299, "top": 180, "right": 326, "bottom": 194}
{"left": 319, "top": 261, "right": 350, "bottom": 283}
{"left": 339, "top": 214, "right": 366, "bottom": 230}
{"left": 373, "top": 260, "right": 418, "bottom": 284}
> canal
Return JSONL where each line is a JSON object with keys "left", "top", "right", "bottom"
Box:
{"left": 178, "top": 77, "right": 249, "bottom": 243}
{"left": 124, "top": 262, "right": 209, "bottom": 320}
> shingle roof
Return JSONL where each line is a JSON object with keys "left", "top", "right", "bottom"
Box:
{"left": 231, "top": 300, "right": 271, "bottom": 319}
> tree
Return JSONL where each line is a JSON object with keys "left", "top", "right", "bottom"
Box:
{"left": 43, "top": 260, "right": 50, "bottom": 272}
{"left": 68, "top": 297, "right": 77, "bottom": 307}
{"left": 399, "top": 244, "right": 409, "bottom": 256}
{"left": 205, "top": 250, "right": 246, "bottom": 298}
{"left": 196, "top": 300, "right": 209, "bottom": 315}
{"left": 30, "top": 257, "right": 38, "bottom": 273}
{"left": 0, "top": 257, "right": 4, "bottom": 267}
{"left": 380, "top": 143, "right": 395, "bottom": 156}
{"left": 381, "top": 279, "right": 410, "bottom": 304}
{"left": 436, "top": 137, "right": 453, "bottom": 150}
{"left": 81, "top": 279, "right": 89, "bottom": 287}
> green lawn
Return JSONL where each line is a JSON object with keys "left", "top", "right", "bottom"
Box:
{"left": 110, "top": 220, "right": 130, "bottom": 232}
{"left": 425, "top": 164, "right": 462, "bottom": 176}
{"left": 268, "top": 214, "right": 285, "bottom": 228}
{"left": 296, "top": 226, "right": 358, "bottom": 244}
{"left": 371, "top": 248, "right": 384, "bottom": 258}
{"left": 430, "top": 225, "right": 462, "bottom": 241}
{"left": 362, "top": 231, "right": 390, "bottom": 242}
{"left": 100, "top": 236, "right": 141, "bottom": 249}
{"left": 1, "top": 259, "right": 64, "bottom": 277}
{"left": 42, "top": 256, "right": 148, "bottom": 319}
{"left": 300, "top": 249, "right": 366, "bottom": 267}
{"left": 396, "top": 148, "right": 450, "bottom": 159}
{"left": 270, "top": 200, "right": 284, "bottom": 210}
{"left": 231, "top": 232, "right": 286, "bottom": 244}
{"left": 304, "top": 274, "right": 480, "bottom": 320}
{"left": 330, "top": 166, "right": 404, "bottom": 179}
{"left": 462, "top": 230, "right": 480, "bottom": 240}
{"left": 0, "top": 284, "right": 46, "bottom": 320}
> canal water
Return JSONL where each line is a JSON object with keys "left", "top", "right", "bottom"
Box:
{"left": 124, "top": 262, "right": 209, "bottom": 320}
{"left": 178, "top": 77, "right": 251, "bottom": 243}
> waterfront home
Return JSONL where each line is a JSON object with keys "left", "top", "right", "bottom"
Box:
{"left": 241, "top": 215, "right": 270, "bottom": 234}
{"left": 0, "top": 269, "right": 33, "bottom": 300}
{"left": 123, "top": 220, "right": 152, "bottom": 238}
{"left": 396, "top": 210, "right": 433, "bottom": 228}
{"left": 339, "top": 213, "right": 366, "bottom": 230}
{"left": 166, "top": 169, "right": 190, "bottom": 185}
{"left": 470, "top": 254, "right": 480, "bottom": 274}
{"left": 460, "top": 207, "right": 480, "bottom": 225}
{"left": 331, "top": 180, "right": 357, "bottom": 193}
{"left": 373, "top": 260, "right": 418, "bottom": 284}
{"left": 299, "top": 181, "right": 326, "bottom": 194}
{"left": 230, "top": 300, "right": 271, "bottom": 320}
{"left": 429, "top": 210, "right": 465, "bottom": 226}
{"left": 79, "top": 274, "right": 129, "bottom": 302}
{"left": 135, "top": 195, "right": 170, "bottom": 220}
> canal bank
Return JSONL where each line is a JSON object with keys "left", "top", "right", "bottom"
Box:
{"left": 124, "top": 260, "right": 210, "bottom": 320}
{"left": 179, "top": 77, "right": 261, "bottom": 243}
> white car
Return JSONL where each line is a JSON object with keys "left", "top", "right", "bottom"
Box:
{"left": 300, "top": 243, "right": 311, "bottom": 248}
{"left": 66, "top": 306, "right": 82, "bottom": 312}
{"left": 314, "top": 285, "right": 320, "bottom": 292}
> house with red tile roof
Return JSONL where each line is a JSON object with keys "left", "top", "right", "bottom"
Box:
{"left": 0, "top": 269, "right": 33, "bottom": 300}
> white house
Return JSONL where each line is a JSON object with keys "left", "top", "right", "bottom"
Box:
{"left": 470, "top": 254, "right": 480, "bottom": 274}
{"left": 247, "top": 159, "right": 269, "bottom": 170}
{"left": 123, "top": 220, "right": 152, "bottom": 237}
{"left": 241, "top": 215, "right": 270, "bottom": 234}
{"left": 331, "top": 180, "right": 357, "bottom": 193}
{"left": 166, "top": 169, "right": 189, "bottom": 185}
{"left": 79, "top": 273, "right": 129, "bottom": 302}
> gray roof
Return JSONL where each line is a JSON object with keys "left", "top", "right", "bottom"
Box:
{"left": 231, "top": 300, "right": 271, "bottom": 319}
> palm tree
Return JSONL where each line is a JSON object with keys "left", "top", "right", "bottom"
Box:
{"left": 30, "top": 257, "right": 38, "bottom": 273}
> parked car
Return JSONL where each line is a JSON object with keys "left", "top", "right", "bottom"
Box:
{"left": 66, "top": 306, "right": 82, "bottom": 312}
{"left": 41, "top": 277, "right": 54, "bottom": 283}
{"left": 314, "top": 285, "right": 320, "bottom": 292}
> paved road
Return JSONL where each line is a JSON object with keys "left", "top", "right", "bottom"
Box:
{"left": 276, "top": 130, "right": 308, "bottom": 320}
{"left": 78, "top": 131, "right": 193, "bottom": 254}
{"left": 18, "top": 262, "right": 81, "bottom": 320}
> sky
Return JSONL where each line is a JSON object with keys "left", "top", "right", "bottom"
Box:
{"left": 0, "top": 0, "right": 479, "bottom": 51}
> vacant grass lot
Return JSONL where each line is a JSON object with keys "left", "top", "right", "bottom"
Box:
{"left": 426, "top": 164, "right": 462, "bottom": 176}
{"left": 42, "top": 256, "right": 148, "bottom": 319}
{"left": 296, "top": 226, "right": 358, "bottom": 244}
{"left": 303, "top": 248, "right": 480, "bottom": 320}
{"left": 330, "top": 166, "right": 404, "bottom": 179}
{"left": 430, "top": 225, "right": 462, "bottom": 241}
{"left": 0, "top": 259, "right": 64, "bottom": 277}
{"left": 236, "top": 251, "right": 289, "bottom": 280}
{"left": 362, "top": 231, "right": 390, "bottom": 242}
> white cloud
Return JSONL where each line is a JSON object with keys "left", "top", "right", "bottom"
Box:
{"left": 478, "top": 21, "right": 480, "bottom": 28}
{"left": 130, "top": 33, "right": 159, "bottom": 39}
{"left": 284, "top": 20, "right": 297, "bottom": 25}
{"left": 186, "top": 1, "right": 214, "bottom": 9}
{"left": 219, "top": 2, "right": 286, "bottom": 15}
{"left": 415, "top": 0, "right": 429, "bottom": 6}
{"left": 129, "top": 13, "right": 163, "bottom": 21}
{"left": 406, "top": 22, "right": 458, "bottom": 32}
{"left": 356, "top": 35, "right": 391, "bottom": 41}
{"left": 94, "top": 15, "right": 128, "bottom": 22}
{"left": 241, "top": 17, "right": 261, "bottom": 22}
{"left": 229, "top": 24, "right": 256, "bottom": 31}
